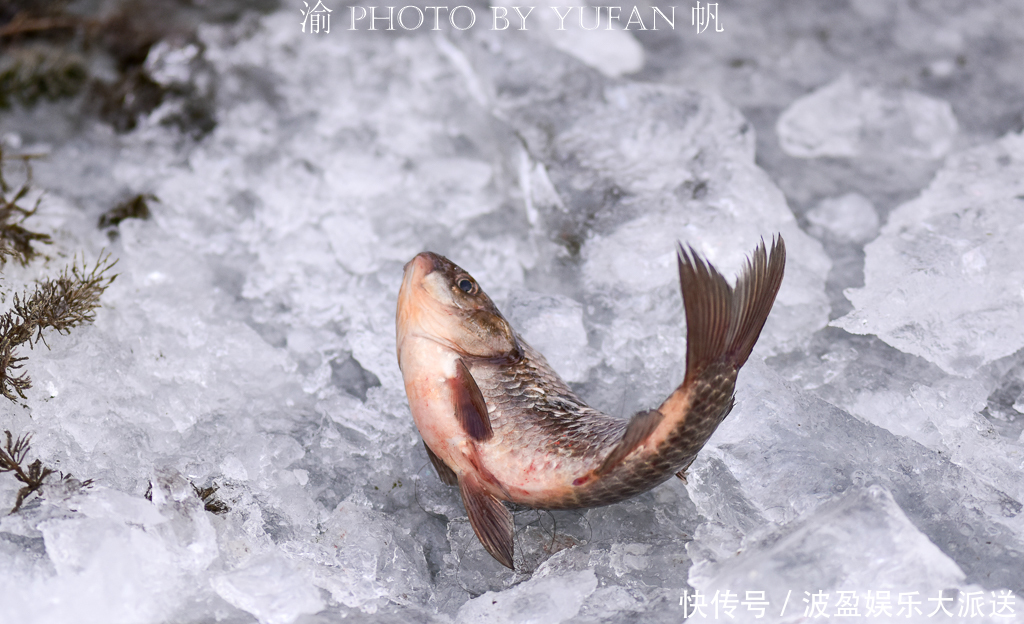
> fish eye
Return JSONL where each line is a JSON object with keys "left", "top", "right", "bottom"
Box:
{"left": 457, "top": 278, "right": 476, "bottom": 294}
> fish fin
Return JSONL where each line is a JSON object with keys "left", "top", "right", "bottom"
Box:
{"left": 725, "top": 236, "right": 787, "bottom": 367}
{"left": 451, "top": 359, "right": 493, "bottom": 441}
{"left": 657, "top": 238, "right": 784, "bottom": 474}
{"left": 595, "top": 409, "right": 664, "bottom": 476}
{"left": 459, "top": 472, "right": 515, "bottom": 569}
{"left": 424, "top": 442, "right": 458, "bottom": 486}
{"left": 675, "top": 456, "right": 697, "bottom": 483}
{"left": 677, "top": 236, "right": 786, "bottom": 381}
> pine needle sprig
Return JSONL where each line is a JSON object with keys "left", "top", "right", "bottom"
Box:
{"left": 0, "top": 147, "right": 52, "bottom": 266}
{"left": 0, "top": 430, "right": 54, "bottom": 513}
{"left": 0, "top": 254, "right": 117, "bottom": 400}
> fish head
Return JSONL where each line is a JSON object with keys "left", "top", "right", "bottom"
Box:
{"left": 397, "top": 252, "right": 520, "bottom": 361}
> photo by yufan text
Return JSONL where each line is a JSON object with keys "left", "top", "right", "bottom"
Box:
{"left": 298, "top": 1, "right": 724, "bottom": 32}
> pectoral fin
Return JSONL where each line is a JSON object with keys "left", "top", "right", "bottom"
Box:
{"left": 459, "top": 472, "right": 515, "bottom": 569}
{"left": 424, "top": 442, "right": 458, "bottom": 486}
{"left": 674, "top": 456, "right": 697, "bottom": 484}
{"left": 595, "top": 409, "right": 664, "bottom": 476}
{"left": 451, "top": 359, "right": 492, "bottom": 441}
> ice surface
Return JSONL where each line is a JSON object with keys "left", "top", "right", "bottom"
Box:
{"left": 211, "top": 554, "right": 324, "bottom": 624}
{"left": 456, "top": 569, "right": 598, "bottom": 623}
{"left": 777, "top": 73, "right": 958, "bottom": 161}
{"left": 693, "top": 485, "right": 968, "bottom": 623}
{"left": 0, "top": 1, "right": 1022, "bottom": 623}
{"left": 491, "top": 0, "right": 645, "bottom": 78}
{"left": 804, "top": 193, "right": 880, "bottom": 244}
{"left": 836, "top": 131, "right": 1024, "bottom": 377}
{"left": 504, "top": 291, "right": 596, "bottom": 383}
{"left": 686, "top": 359, "right": 1024, "bottom": 607}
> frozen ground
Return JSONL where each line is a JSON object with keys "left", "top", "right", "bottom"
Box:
{"left": 0, "top": 0, "right": 1023, "bottom": 622}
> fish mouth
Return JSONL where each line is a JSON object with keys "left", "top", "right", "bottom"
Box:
{"left": 397, "top": 251, "right": 469, "bottom": 361}
{"left": 403, "top": 252, "right": 443, "bottom": 278}
{"left": 400, "top": 252, "right": 439, "bottom": 298}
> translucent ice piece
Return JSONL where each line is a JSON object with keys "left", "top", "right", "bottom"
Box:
{"left": 211, "top": 554, "right": 324, "bottom": 624}
{"left": 835, "top": 131, "right": 1024, "bottom": 376}
{"left": 455, "top": 569, "right": 598, "bottom": 624}
{"left": 777, "top": 74, "right": 958, "bottom": 161}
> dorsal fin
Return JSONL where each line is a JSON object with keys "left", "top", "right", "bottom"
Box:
{"left": 594, "top": 409, "right": 664, "bottom": 476}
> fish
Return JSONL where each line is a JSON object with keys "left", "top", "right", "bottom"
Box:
{"left": 395, "top": 237, "right": 786, "bottom": 569}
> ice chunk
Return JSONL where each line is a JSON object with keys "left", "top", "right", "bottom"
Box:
{"left": 455, "top": 569, "right": 597, "bottom": 624}
{"left": 777, "top": 74, "right": 958, "bottom": 161}
{"left": 835, "top": 131, "right": 1024, "bottom": 376}
{"left": 504, "top": 291, "right": 597, "bottom": 383}
{"left": 517, "top": 1, "right": 644, "bottom": 78}
{"left": 144, "top": 40, "right": 202, "bottom": 87}
{"left": 805, "top": 192, "right": 880, "bottom": 244}
{"left": 0, "top": 474, "right": 224, "bottom": 623}
{"left": 282, "top": 494, "right": 431, "bottom": 613}
{"left": 211, "top": 554, "right": 324, "bottom": 624}
{"left": 685, "top": 359, "right": 1024, "bottom": 592}
{"left": 692, "top": 486, "right": 967, "bottom": 621}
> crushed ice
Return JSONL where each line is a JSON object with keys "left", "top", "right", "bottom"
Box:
{"left": 0, "top": 3, "right": 1022, "bottom": 623}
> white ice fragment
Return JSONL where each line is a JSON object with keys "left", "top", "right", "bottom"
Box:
{"left": 504, "top": 291, "right": 597, "bottom": 382}
{"left": 144, "top": 271, "right": 168, "bottom": 285}
{"left": 519, "top": 151, "right": 565, "bottom": 227}
{"left": 530, "top": 83, "right": 832, "bottom": 360}
{"left": 692, "top": 486, "right": 967, "bottom": 604}
{"left": 687, "top": 359, "right": 1024, "bottom": 592}
{"left": 777, "top": 74, "right": 958, "bottom": 161}
{"left": 835, "top": 131, "right": 1024, "bottom": 376}
{"left": 221, "top": 456, "right": 250, "bottom": 481}
{"left": 285, "top": 495, "right": 430, "bottom": 613}
{"left": 322, "top": 212, "right": 380, "bottom": 275}
{"left": 455, "top": 569, "right": 598, "bottom": 624}
{"left": 211, "top": 554, "right": 324, "bottom": 624}
{"left": 928, "top": 58, "right": 957, "bottom": 78}
{"left": 145, "top": 40, "right": 200, "bottom": 87}
{"left": 893, "top": 4, "right": 965, "bottom": 54}
{"left": 500, "top": 0, "right": 644, "bottom": 77}
{"left": 805, "top": 192, "right": 880, "bottom": 243}
{"left": 35, "top": 517, "right": 182, "bottom": 620}
{"left": 71, "top": 487, "right": 168, "bottom": 527}
{"left": 583, "top": 208, "right": 829, "bottom": 362}
{"left": 417, "top": 158, "right": 496, "bottom": 223}
{"left": 2, "top": 132, "right": 21, "bottom": 148}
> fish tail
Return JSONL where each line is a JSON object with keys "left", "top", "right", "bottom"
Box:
{"left": 680, "top": 236, "right": 786, "bottom": 381}
{"left": 653, "top": 237, "right": 786, "bottom": 475}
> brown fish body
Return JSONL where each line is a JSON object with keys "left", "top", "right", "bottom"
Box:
{"left": 396, "top": 239, "right": 786, "bottom": 567}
